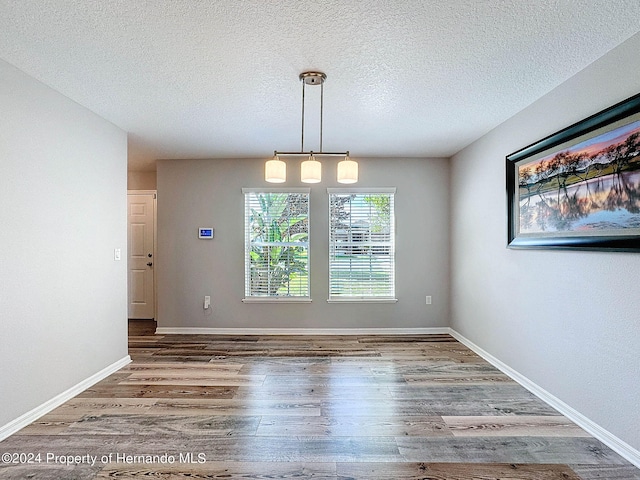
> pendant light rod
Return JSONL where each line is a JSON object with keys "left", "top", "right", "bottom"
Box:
{"left": 320, "top": 78, "right": 324, "bottom": 152}
{"left": 274, "top": 150, "right": 350, "bottom": 156}
{"left": 299, "top": 71, "right": 328, "bottom": 152}
{"left": 301, "top": 75, "right": 305, "bottom": 151}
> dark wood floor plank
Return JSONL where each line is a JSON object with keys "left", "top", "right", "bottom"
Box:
{"left": 147, "top": 398, "right": 321, "bottom": 416}
{"left": 256, "top": 415, "right": 452, "bottom": 437}
{"left": 262, "top": 374, "right": 406, "bottom": 386}
{"left": 402, "top": 374, "right": 516, "bottom": 385}
{"left": 238, "top": 362, "right": 371, "bottom": 376}
{"left": 78, "top": 384, "right": 238, "bottom": 399}
{"left": 336, "top": 462, "right": 582, "bottom": 479}
{"left": 120, "top": 374, "right": 265, "bottom": 387}
{"left": 134, "top": 355, "right": 218, "bottom": 363}
{"left": 0, "top": 463, "right": 103, "bottom": 480}
{"left": 65, "top": 414, "right": 261, "bottom": 436}
{"left": 570, "top": 464, "right": 640, "bottom": 479}
{"left": 13, "top": 416, "right": 76, "bottom": 436}
{"left": 443, "top": 415, "right": 589, "bottom": 437}
{"left": 123, "top": 362, "right": 244, "bottom": 373}
{"left": 128, "top": 319, "right": 157, "bottom": 336}
{"left": 96, "top": 461, "right": 337, "bottom": 479}
{"left": 190, "top": 436, "right": 401, "bottom": 462}
{"left": 233, "top": 384, "right": 393, "bottom": 400}
{"left": 356, "top": 334, "right": 456, "bottom": 343}
{"left": 388, "top": 383, "right": 539, "bottom": 400}
{"left": 49, "top": 398, "right": 156, "bottom": 417}
{"left": 321, "top": 398, "right": 556, "bottom": 417}
{"left": 396, "top": 436, "right": 629, "bottom": 464}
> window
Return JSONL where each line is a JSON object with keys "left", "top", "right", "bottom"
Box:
{"left": 243, "top": 188, "right": 310, "bottom": 301}
{"left": 328, "top": 188, "right": 396, "bottom": 301}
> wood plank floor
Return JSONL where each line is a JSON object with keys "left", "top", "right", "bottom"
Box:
{"left": 1, "top": 320, "right": 638, "bottom": 479}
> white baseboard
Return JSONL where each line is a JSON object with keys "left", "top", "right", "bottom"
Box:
{"left": 155, "top": 327, "right": 451, "bottom": 335}
{"left": 448, "top": 328, "right": 640, "bottom": 469}
{"left": 0, "top": 355, "right": 131, "bottom": 442}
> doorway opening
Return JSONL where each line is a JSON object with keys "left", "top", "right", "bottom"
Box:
{"left": 127, "top": 191, "right": 156, "bottom": 319}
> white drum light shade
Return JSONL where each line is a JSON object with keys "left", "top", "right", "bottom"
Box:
{"left": 337, "top": 158, "right": 358, "bottom": 184}
{"left": 301, "top": 157, "right": 322, "bottom": 183}
{"left": 265, "top": 158, "right": 286, "bottom": 183}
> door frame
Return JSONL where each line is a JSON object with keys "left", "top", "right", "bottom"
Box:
{"left": 127, "top": 190, "right": 157, "bottom": 319}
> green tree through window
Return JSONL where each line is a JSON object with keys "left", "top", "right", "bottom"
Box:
{"left": 244, "top": 190, "right": 309, "bottom": 298}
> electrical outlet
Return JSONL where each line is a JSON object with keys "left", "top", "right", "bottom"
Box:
{"left": 204, "top": 296, "right": 211, "bottom": 309}
{"left": 426, "top": 296, "right": 432, "bottom": 305}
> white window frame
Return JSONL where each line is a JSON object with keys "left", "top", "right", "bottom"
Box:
{"left": 242, "top": 188, "right": 311, "bottom": 303}
{"left": 327, "top": 187, "right": 397, "bottom": 303}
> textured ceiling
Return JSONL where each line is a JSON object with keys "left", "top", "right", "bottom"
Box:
{"left": 1, "top": 1, "right": 640, "bottom": 171}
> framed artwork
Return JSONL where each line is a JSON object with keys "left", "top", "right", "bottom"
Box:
{"left": 506, "top": 92, "right": 640, "bottom": 251}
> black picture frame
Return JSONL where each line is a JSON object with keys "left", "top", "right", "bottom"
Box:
{"left": 506, "top": 92, "right": 640, "bottom": 251}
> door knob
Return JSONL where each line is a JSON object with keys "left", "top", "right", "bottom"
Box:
{"left": 147, "top": 262, "right": 153, "bottom": 267}
{"left": 148, "top": 253, "right": 153, "bottom": 257}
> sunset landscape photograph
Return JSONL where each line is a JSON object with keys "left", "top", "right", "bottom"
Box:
{"left": 517, "top": 119, "right": 640, "bottom": 235}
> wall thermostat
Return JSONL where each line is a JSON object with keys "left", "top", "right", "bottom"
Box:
{"left": 198, "top": 227, "right": 214, "bottom": 239}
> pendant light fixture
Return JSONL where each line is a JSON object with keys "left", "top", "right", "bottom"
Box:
{"left": 337, "top": 155, "right": 358, "bottom": 184}
{"left": 300, "top": 152, "right": 322, "bottom": 183}
{"left": 264, "top": 155, "right": 286, "bottom": 183}
{"left": 267, "top": 71, "right": 358, "bottom": 184}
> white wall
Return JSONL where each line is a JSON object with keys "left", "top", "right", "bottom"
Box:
{"left": 157, "top": 156, "right": 449, "bottom": 330}
{"left": 451, "top": 33, "right": 640, "bottom": 452}
{"left": 128, "top": 171, "right": 157, "bottom": 190}
{"left": 0, "top": 60, "right": 128, "bottom": 429}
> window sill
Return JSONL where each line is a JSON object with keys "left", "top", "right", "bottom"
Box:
{"left": 242, "top": 297, "right": 312, "bottom": 304}
{"left": 327, "top": 298, "right": 398, "bottom": 304}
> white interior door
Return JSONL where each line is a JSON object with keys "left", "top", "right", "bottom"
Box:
{"left": 128, "top": 192, "right": 156, "bottom": 319}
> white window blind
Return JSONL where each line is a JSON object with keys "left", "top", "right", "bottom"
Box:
{"left": 328, "top": 188, "right": 396, "bottom": 300}
{"left": 243, "top": 189, "right": 310, "bottom": 299}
